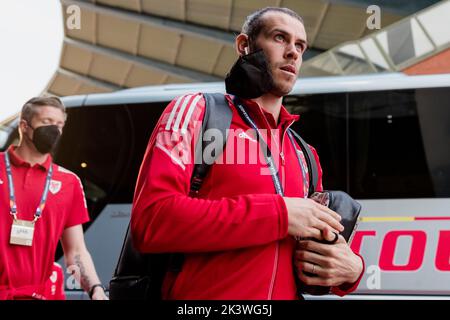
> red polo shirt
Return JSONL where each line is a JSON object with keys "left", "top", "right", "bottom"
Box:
{"left": 0, "top": 146, "right": 89, "bottom": 299}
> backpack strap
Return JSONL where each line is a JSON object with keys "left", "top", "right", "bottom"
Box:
{"left": 171, "top": 93, "right": 231, "bottom": 273}
{"left": 190, "top": 93, "right": 233, "bottom": 194}
{"left": 288, "top": 128, "right": 319, "bottom": 197}
{"left": 111, "top": 93, "right": 232, "bottom": 300}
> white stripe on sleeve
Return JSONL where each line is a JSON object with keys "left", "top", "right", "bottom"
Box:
{"left": 172, "top": 94, "right": 194, "bottom": 132}
{"left": 181, "top": 94, "right": 202, "bottom": 134}
{"left": 165, "top": 95, "right": 185, "bottom": 131}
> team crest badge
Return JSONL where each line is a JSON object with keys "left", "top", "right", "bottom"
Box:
{"left": 49, "top": 180, "right": 62, "bottom": 194}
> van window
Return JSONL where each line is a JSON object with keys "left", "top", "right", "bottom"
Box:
{"left": 54, "top": 102, "right": 167, "bottom": 224}
{"left": 285, "top": 88, "right": 450, "bottom": 199}
{"left": 349, "top": 88, "right": 450, "bottom": 199}
{"left": 284, "top": 93, "right": 348, "bottom": 191}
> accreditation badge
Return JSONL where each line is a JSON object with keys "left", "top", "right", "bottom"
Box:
{"left": 10, "top": 219, "right": 35, "bottom": 246}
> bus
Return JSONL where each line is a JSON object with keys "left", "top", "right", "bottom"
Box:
{"left": 1, "top": 72, "right": 449, "bottom": 299}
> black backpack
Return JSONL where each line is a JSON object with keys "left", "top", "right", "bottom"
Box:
{"left": 109, "top": 93, "right": 320, "bottom": 300}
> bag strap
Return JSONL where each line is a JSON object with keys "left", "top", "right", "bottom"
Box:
{"left": 288, "top": 128, "right": 319, "bottom": 197}
{"left": 170, "top": 93, "right": 232, "bottom": 274}
{"left": 188, "top": 95, "right": 318, "bottom": 197}
{"left": 190, "top": 93, "right": 233, "bottom": 194}
{"left": 112, "top": 93, "right": 232, "bottom": 279}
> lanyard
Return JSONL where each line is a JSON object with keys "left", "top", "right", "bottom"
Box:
{"left": 287, "top": 130, "right": 309, "bottom": 198}
{"left": 234, "top": 98, "right": 311, "bottom": 197}
{"left": 4, "top": 152, "right": 53, "bottom": 222}
{"left": 234, "top": 98, "right": 310, "bottom": 198}
{"left": 234, "top": 98, "right": 284, "bottom": 196}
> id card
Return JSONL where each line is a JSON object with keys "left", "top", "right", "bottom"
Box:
{"left": 10, "top": 219, "right": 35, "bottom": 246}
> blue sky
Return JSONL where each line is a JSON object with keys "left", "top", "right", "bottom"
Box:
{"left": 0, "top": 0, "right": 63, "bottom": 121}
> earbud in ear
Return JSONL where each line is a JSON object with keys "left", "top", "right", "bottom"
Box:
{"left": 244, "top": 46, "right": 249, "bottom": 55}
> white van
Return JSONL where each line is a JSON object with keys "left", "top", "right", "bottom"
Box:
{"left": 1, "top": 73, "right": 449, "bottom": 299}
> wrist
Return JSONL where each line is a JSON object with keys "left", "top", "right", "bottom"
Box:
{"left": 350, "top": 254, "right": 364, "bottom": 283}
{"left": 88, "top": 283, "right": 105, "bottom": 299}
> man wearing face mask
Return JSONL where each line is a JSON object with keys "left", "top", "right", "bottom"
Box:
{"left": 0, "top": 96, "right": 107, "bottom": 300}
{"left": 131, "top": 7, "right": 364, "bottom": 299}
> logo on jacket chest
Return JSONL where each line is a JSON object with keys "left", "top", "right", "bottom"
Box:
{"left": 49, "top": 180, "right": 62, "bottom": 195}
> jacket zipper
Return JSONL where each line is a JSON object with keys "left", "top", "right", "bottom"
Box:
{"left": 267, "top": 120, "right": 295, "bottom": 300}
{"left": 267, "top": 243, "right": 279, "bottom": 299}
{"left": 279, "top": 120, "right": 295, "bottom": 191}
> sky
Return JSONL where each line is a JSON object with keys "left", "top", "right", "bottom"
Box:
{"left": 0, "top": 0, "right": 63, "bottom": 121}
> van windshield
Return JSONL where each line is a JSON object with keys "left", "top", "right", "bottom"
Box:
{"left": 54, "top": 102, "right": 166, "bottom": 225}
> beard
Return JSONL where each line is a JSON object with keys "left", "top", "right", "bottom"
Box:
{"left": 248, "top": 41, "right": 297, "bottom": 97}
{"left": 268, "top": 68, "right": 297, "bottom": 97}
{"left": 271, "top": 80, "right": 294, "bottom": 97}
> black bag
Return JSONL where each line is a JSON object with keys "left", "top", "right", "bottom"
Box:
{"left": 108, "top": 224, "right": 173, "bottom": 300}
{"left": 289, "top": 129, "right": 362, "bottom": 296}
{"left": 109, "top": 93, "right": 233, "bottom": 300}
{"left": 310, "top": 191, "right": 361, "bottom": 242}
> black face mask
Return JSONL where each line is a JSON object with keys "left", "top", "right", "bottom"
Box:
{"left": 225, "top": 49, "right": 274, "bottom": 99}
{"left": 29, "top": 124, "right": 61, "bottom": 154}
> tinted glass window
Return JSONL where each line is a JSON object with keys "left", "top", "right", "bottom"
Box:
{"left": 118, "top": 103, "right": 167, "bottom": 201}
{"left": 54, "top": 102, "right": 167, "bottom": 224}
{"left": 415, "top": 88, "right": 450, "bottom": 197}
{"left": 349, "top": 88, "right": 450, "bottom": 199}
{"left": 55, "top": 105, "right": 131, "bottom": 223}
{"left": 285, "top": 88, "right": 450, "bottom": 199}
{"left": 284, "top": 93, "right": 348, "bottom": 191}
{"left": 51, "top": 102, "right": 166, "bottom": 261}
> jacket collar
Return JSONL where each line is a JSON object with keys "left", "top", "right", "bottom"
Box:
{"left": 227, "top": 94, "right": 299, "bottom": 130}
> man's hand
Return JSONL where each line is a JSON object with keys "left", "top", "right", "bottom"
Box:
{"left": 294, "top": 235, "right": 363, "bottom": 287}
{"left": 284, "top": 197, "right": 344, "bottom": 241}
{"left": 91, "top": 286, "right": 109, "bottom": 300}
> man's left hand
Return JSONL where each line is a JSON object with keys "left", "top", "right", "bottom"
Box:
{"left": 91, "top": 287, "right": 109, "bottom": 300}
{"left": 294, "top": 235, "right": 363, "bottom": 287}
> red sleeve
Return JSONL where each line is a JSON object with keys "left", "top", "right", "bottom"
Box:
{"left": 64, "top": 174, "right": 90, "bottom": 229}
{"left": 131, "top": 93, "right": 288, "bottom": 253}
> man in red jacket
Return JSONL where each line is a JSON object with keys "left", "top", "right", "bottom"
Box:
{"left": 131, "top": 7, "right": 364, "bottom": 299}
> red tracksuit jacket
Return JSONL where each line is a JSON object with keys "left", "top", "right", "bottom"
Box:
{"left": 131, "top": 93, "right": 363, "bottom": 299}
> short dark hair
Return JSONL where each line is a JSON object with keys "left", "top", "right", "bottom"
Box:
{"left": 20, "top": 96, "right": 67, "bottom": 124}
{"left": 241, "top": 7, "right": 304, "bottom": 49}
